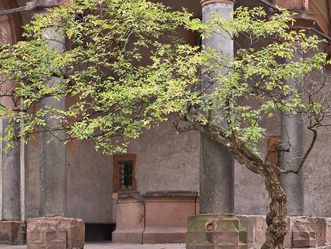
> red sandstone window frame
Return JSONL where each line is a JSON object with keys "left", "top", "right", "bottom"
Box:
{"left": 267, "top": 136, "right": 281, "bottom": 165}
{"left": 113, "top": 154, "right": 137, "bottom": 193}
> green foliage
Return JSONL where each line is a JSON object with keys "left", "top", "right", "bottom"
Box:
{"left": 0, "top": 1, "right": 328, "bottom": 156}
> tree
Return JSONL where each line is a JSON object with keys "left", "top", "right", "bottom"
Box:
{"left": 0, "top": 0, "right": 329, "bottom": 248}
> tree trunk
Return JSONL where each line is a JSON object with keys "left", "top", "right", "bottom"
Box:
{"left": 261, "top": 166, "right": 288, "bottom": 249}
{"left": 184, "top": 117, "right": 289, "bottom": 249}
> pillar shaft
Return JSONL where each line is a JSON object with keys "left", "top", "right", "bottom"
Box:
{"left": 1, "top": 118, "right": 21, "bottom": 220}
{"left": 281, "top": 53, "right": 305, "bottom": 216}
{"left": 200, "top": 0, "right": 235, "bottom": 214}
{"left": 37, "top": 12, "right": 66, "bottom": 216}
{"left": 281, "top": 112, "right": 304, "bottom": 215}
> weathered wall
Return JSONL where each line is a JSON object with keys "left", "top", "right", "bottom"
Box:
{"left": 64, "top": 119, "right": 200, "bottom": 224}
{"left": 65, "top": 140, "right": 113, "bottom": 223}
{"left": 128, "top": 120, "right": 200, "bottom": 194}
{"left": 234, "top": 163, "right": 270, "bottom": 215}
{"left": 304, "top": 126, "right": 331, "bottom": 217}
{"left": 234, "top": 108, "right": 280, "bottom": 215}
{"left": 303, "top": 67, "right": 331, "bottom": 217}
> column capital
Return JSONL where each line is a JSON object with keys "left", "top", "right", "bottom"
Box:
{"left": 201, "top": 0, "right": 235, "bottom": 7}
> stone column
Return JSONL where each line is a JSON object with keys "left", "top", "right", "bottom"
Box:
{"left": 35, "top": 1, "right": 66, "bottom": 217}
{"left": 281, "top": 115, "right": 304, "bottom": 215}
{"left": 1, "top": 118, "right": 21, "bottom": 221}
{"left": 200, "top": 0, "right": 235, "bottom": 214}
{"left": 281, "top": 83, "right": 304, "bottom": 215}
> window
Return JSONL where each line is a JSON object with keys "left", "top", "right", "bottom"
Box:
{"left": 113, "top": 154, "right": 137, "bottom": 192}
{"left": 267, "top": 136, "right": 281, "bottom": 165}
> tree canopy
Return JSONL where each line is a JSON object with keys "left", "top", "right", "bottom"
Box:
{"left": 0, "top": 0, "right": 328, "bottom": 156}
{"left": 0, "top": 1, "right": 327, "bottom": 155}
{"left": 0, "top": 1, "right": 330, "bottom": 247}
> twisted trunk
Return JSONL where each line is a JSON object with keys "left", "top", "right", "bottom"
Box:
{"left": 185, "top": 114, "right": 289, "bottom": 249}
{"left": 261, "top": 167, "right": 288, "bottom": 249}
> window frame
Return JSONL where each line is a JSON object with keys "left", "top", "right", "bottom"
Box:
{"left": 267, "top": 135, "right": 281, "bottom": 166}
{"left": 113, "top": 154, "right": 137, "bottom": 193}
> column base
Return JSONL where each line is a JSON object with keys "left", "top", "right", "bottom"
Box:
{"left": 186, "top": 214, "right": 247, "bottom": 249}
{"left": 237, "top": 215, "right": 267, "bottom": 249}
{"left": 112, "top": 229, "right": 143, "bottom": 244}
{"left": 143, "top": 228, "right": 186, "bottom": 244}
{"left": 27, "top": 216, "right": 85, "bottom": 249}
{"left": 0, "top": 221, "right": 26, "bottom": 245}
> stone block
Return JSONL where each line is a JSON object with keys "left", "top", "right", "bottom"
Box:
{"left": 27, "top": 217, "right": 85, "bottom": 249}
{"left": 143, "top": 191, "right": 198, "bottom": 244}
{"left": 0, "top": 221, "right": 26, "bottom": 245}
{"left": 237, "top": 215, "right": 266, "bottom": 249}
{"left": 308, "top": 217, "right": 330, "bottom": 246}
{"left": 186, "top": 214, "right": 247, "bottom": 249}
{"left": 112, "top": 192, "right": 145, "bottom": 244}
{"left": 285, "top": 217, "right": 316, "bottom": 248}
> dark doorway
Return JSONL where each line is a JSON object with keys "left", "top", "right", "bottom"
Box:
{"left": 85, "top": 223, "right": 116, "bottom": 242}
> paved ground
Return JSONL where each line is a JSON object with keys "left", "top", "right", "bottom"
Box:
{"left": 86, "top": 243, "right": 185, "bottom": 249}
{"left": 0, "top": 243, "right": 186, "bottom": 249}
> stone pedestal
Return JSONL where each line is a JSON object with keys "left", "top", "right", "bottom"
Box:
{"left": 186, "top": 214, "right": 247, "bottom": 249}
{"left": 112, "top": 191, "right": 198, "bottom": 244}
{"left": 27, "top": 217, "right": 85, "bottom": 249}
{"left": 143, "top": 191, "right": 198, "bottom": 244}
{"left": 237, "top": 215, "right": 267, "bottom": 249}
{"left": 0, "top": 221, "right": 26, "bottom": 245}
{"left": 112, "top": 192, "right": 145, "bottom": 244}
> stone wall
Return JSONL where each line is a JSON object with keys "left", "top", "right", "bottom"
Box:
{"left": 128, "top": 120, "right": 200, "bottom": 194}
{"left": 65, "top": 140, "right": 114, "bottom": 223}
{"left": 304, "top": 127, "right": 331, "bottom": 217}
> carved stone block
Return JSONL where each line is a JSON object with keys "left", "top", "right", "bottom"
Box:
{"left": 187, "top": 214, "right": 247, "bottom": 249}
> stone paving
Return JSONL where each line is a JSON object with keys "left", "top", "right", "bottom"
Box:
{"left": 86, "top": 243, "right": 185, "bottom": 249}
{"left": 0, "top": 243, "right": 186, "bottom": 249}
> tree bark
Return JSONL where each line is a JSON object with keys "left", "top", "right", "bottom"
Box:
{"left": 184, "top": 115, "right": 289, "bottom": 249}
{"left": 261, "top": 166, "right": 288, "bottom": 249}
